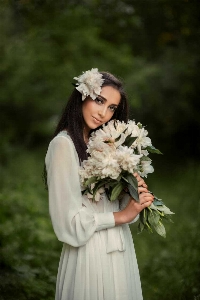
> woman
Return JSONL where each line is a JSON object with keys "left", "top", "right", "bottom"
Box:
{"left": 45, "top": 68, "right": 154, "bottom": 300}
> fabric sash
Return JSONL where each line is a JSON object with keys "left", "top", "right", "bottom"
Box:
{"left": 106, "top": 226, "right": 126, "bottom": 253}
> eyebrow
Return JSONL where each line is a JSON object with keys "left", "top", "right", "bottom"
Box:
{"left": 97, "top": 95, "right": 118, "bottom": 106}
{"left": 98, "top": 95, "right": 107, "bottom": 101}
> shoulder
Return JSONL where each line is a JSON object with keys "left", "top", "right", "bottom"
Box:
{"left": 50, "top": 131, "right": 73, "bottom": 149}
{"left": 46, "top": 131, "right": 79, "bottom": 163}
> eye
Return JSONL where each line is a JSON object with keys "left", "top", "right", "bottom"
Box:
{"left": 95, "top": 97, "right": 104, "bottom": 105}
{"left": 109, "top": 105, "right": 117, "bottom": 112}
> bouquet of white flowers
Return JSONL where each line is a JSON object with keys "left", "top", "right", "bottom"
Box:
{"left": 79, "top": 120, "right": 174, "bottom": 237}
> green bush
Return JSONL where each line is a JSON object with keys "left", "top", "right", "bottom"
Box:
{"left": 132, "top": 160, "right": 200, "bottom": 300}
{"left": 0, "top": 149, "right": 60, "bottom": 299}
{"left": 0, "top": 149, "right": 199, "bottom": 299}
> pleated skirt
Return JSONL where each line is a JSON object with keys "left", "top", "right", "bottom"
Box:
{"left": 55, "top": 224, "right": 143, "bottom": 300}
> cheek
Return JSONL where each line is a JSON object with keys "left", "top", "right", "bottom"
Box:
{"left": 82, "top": 101, "right": 95, "bottom": 121}
{"left": 105, "top": 110, "right": 115, "bottom": 120}
{"left": 101, "top": 114, "right": 112, "bottom": 126}
{"left": 82, "top": 100, "right": 95, "bottom": 112}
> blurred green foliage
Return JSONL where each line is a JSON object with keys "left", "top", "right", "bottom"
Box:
{"left": 1, "top": 1, "right": 200, "bottom": 299}
{"left": 0, "top": 150, "right": 59, "bottom": 299}
{"left": 0, "top": 0, "right": 199, "bottom": 161}
{"left": 133, "top": 159, "right": 200, "bottom": 299}
{"left": 0, "top": 150, "right": 199, "bottom": 299}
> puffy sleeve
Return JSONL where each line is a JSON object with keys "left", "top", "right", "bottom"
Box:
{"left": 45, "top": 135, "right": 115, "bottom": 247}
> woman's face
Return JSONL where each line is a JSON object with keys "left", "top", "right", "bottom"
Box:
{"left": 82, "top": 86, "right": 121, "bottom": 135}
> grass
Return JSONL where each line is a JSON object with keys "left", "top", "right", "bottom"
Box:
{"left": 0, "top": 149, "right": 199, "bottom": 300}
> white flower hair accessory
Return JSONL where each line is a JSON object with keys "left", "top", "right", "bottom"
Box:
{"left": 74, "top": 68, "right": 104, "bottom": 101}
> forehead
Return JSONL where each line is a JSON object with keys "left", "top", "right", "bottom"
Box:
{"left": 100, "top": 86, "right": 121, "bottom": 105}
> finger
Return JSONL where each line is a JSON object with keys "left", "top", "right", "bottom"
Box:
{"left": 140, "top": 199, "right": 154, "bottom": 207}
{"left": 138, "top": 187, "right": 148, "bottom": 194}
{"left": 133, "top": 172, "right": 139, "bottom": 178}
{"left": 141, "top": 200, "right": 152, "bottom": 208}
{"left": 133, "top": 173, "right": 142, "bottom": 182}
{"left": 133, "top": 173, "right": 148, "bottom": 188}
{"left": 140, "top": 194, "right": 154, "bottom": 202}
{"left": 143, "top": 193, "right": 154, "bottom": 200}
{"left": 139, "top": 193, "right": 154, "bottom": 203}
{"left": 143, "top": 192, "right": 154, "bottom": 197}
{"left": 134, "top": 173, "right": 145, "bottom": 183}
{"left": 145, "top": 197, "right": 154, "bottom": 203}
{"left": 138, "top": 179, "right": 148, "bottom": 188}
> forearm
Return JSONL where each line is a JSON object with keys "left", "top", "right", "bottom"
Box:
{"left": 113, "top": 200, "right": 140, "bottom": 225}
{"left": 113, "top": 211, "right": 139, "bottom": 226}
{"left": 114, "top": 192, "right": 154, "bottom": 226}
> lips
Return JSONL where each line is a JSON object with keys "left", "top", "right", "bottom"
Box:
{"left": 92, "top": 116, "right": 102, "bottom": 124}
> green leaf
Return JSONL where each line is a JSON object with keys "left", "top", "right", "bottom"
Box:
{"left": 146, "top": 146, "right": 162, "bottom": 154}
{"left": 157, "top": 205, "right": 175, "bottom": 215}
{"left": 105, "top": 186, "right": 112, "bottom": 199}
{"left": 127, "top": 184, "right": 139, "bottom": 202}
{"left": 153, "top": 221, "right": 166, "bottom": 238}
{"left": 162, "top": 214, "right": 174, "bottom": 223}
{"left": 140, "top": 208, "right": 148, "bottom": 225}
{"left": 85, "top": 176, "right": 97, "bottom": 187}
{"left": 113, "top": 120, "right": 117, "bottom": 129}
{"left": 92, "top": 181, "right": 103, "bottom": 194}
{"left": 144, "top": 221, "right": 153, "bottom": 233}
{"left": 92, "top": 179, "right": 109, "bottom": 199}
{"left": 138, "top": 221, "right": 145, "bottom": 233}
{"left": 110, "top": 182, "right": 124, "bottom": 201}
{"left": 121, "top": 175, "right": 129, "bottom": 183}
{"left": 137, "top": 122, "right": 143, "bottom": 129}
{"left": 139, "top": 209, "right": 154, "bottom": 234}
{"left": 126, "top": 173, "right": 138, "bottom": 191}
{"left": 115, "top": 134, "right": 122, "bottom": 142}
{"left": 116, "top": 174, "right": 122, "bottom": 181}
{"left": 153, "top": 198, "right": 164, "bottom": 206}
{"left": 122, "top": 128, "right": 128, "bottom": 134}
{"left": 123, "top": 135, "right": 137, "bottom": 147}
{"left": 106, "top": 180, "right": 118, "bottom": 187}
{"left": 148, "top": 210, "right": 160, "bottom": 226}
{"left": 141, "top": 156, "right": 151, "bottom": 161}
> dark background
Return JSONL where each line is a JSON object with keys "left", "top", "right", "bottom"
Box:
{"left": 0, "top": 1, "right": 200, "bottom": 299}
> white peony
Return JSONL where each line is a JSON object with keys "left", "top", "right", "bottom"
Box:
{"left": 116, "top": 146, "right": 142, "bottom": 173}
{"left": 141, "top": 149, "right": 149, "bottom": 156}
{"left": 131, "top": 128, "right": 152, "bottom": 154}
{"left": 126, "top": 120, "right": 140, "bottom": 137}
{"left": 102, "top": 120, "right": 127, "bottom": 139}
{"left": 139, "top": 160, "right": 154, "bottom": 177}
{"left": 87, "top": 139, "right": 111, "bottom": 154}
{"left": 74, "top": 68, "right": 104, "bottom": 100}
{"left": 93, "top": 149, "right": 120, "bottom": 179}
{"left": 79, "top": 119, "right": 160, "bottom": 202}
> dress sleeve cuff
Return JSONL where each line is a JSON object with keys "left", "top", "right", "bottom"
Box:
{"left": 94, "top": 212, "right": 115, "bottom": 231}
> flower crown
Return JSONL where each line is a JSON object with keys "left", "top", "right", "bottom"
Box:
{"left": 74, "top": 68, "right": 104, "bottom": 101}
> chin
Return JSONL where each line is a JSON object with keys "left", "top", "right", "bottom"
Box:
{"left": 87, "top": 123, "right": 101, "bottom": 130}
{"left": 91, "top": 125, "right": 101, "bottom": 130}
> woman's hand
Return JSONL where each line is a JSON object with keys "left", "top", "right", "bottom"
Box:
{"left": 114, "top": 192, "right": 154, "bottom": 225}
{"left": 114, "top": 173, "right": 154, "bottom": 225}
{"left": 133, "top": 172, "right": 147, "bottom": 189}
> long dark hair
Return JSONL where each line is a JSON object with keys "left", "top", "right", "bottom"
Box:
{"left": 54, "top": 71, "right": 129, "bottom": 161}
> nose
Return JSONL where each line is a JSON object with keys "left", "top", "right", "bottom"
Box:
{"left": 98, "top": 106, "right": 107, "bottom": 118}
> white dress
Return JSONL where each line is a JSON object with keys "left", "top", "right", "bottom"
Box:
{"left": 45, "top": 131, "right": 143, "bottom": 300}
